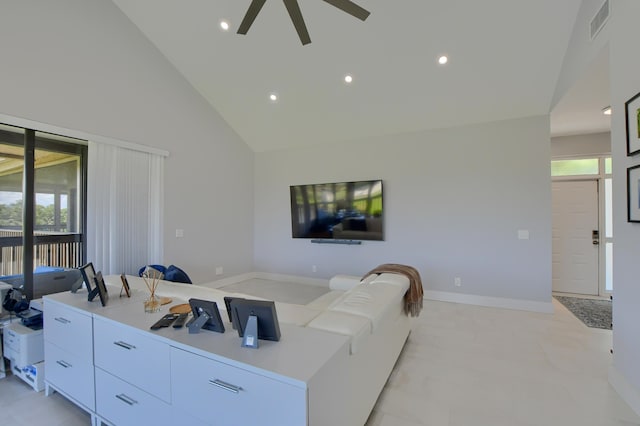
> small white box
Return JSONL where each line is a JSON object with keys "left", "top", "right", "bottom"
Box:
{"left": 3, "top": 322, "right": 44, "bottom": 367}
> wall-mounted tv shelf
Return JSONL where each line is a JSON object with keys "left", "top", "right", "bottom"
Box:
{"left": 311, "top": 239, "right": 362, "bottom": 245}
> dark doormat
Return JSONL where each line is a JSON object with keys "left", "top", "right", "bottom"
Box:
{"left": 554, "top": 295, "right": 612, "bottom": 330}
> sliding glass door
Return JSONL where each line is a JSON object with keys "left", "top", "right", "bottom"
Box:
{"left": 0, "top": 123, "right": 87, "bottom": 298}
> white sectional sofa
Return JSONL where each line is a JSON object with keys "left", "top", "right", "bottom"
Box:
{"left": 102, "top": 272, "right": 413, "bottom": 425}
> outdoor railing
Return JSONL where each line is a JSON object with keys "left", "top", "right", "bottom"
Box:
{"left": 0, "top": 229, "right": 83, "bottom": 276}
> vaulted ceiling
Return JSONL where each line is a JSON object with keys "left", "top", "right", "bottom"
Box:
{"left": 111, "top": 1, "right": 603, "bottom": 152}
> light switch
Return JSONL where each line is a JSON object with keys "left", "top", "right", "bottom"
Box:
{"left": 176, "top": 229, "right": 184, "bottom": 238}
{"left": 517, "top": 229, "right": 529, "bottom": 240}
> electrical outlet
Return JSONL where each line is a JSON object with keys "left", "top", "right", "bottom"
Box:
{"left": 312, "top": 265, "right": 317, "bottom": 273}
{"left": 454, "top": 277, "right": 462, "bottom": 287}
{"left": 215, "top": 267, "right": 223, "bottom": 276}
{"left": 175, "top": 229, "right": 184, "bottom": 238}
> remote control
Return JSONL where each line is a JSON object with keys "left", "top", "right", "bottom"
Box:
{"left": 150, "top": 313, "right": 179, "bottom": 330}
{"left": 172, "top": 313, "right": 189, "bottom": 328}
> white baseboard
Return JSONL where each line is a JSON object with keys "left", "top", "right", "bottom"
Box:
{"left": 205, "top": 272, "right": 329, "bottom": 289}
{"left": 609, "top": 365, "right": 640, "bottom": 417}
{"left": 424, "top": 290, "right": 554, "bottom": 313}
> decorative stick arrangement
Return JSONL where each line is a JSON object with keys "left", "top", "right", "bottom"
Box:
{"left": 142, "top": 269, "right": 162, "bottom": 313}
{"left": 142, "top": 269, "right": 162, "bottom": 299}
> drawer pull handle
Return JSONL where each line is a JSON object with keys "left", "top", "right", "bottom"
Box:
{"left": 56, "top": 360, "right": 72, "bottom": 368}
{"left": 115, "top": 394, "right": 138, "bottom": 406}
{"left": 209, "top": 379, "right": 242, "bottom": 394}
{"left": 113, "top": 341, "right": 136, "bottom": 350}
{"left": 54, "top": 317, "right": 70, "bottom": 324}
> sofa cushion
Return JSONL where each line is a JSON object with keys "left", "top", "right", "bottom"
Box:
{"left": 329, "top": 275, "right": 361, "bottom": 291}
{"left": 307, "top": 311, "right": 371, "bottom": 354}
{"left": 369, "top": 273, "right": 410, "bottom": 291}
{"left": 273, "top": 302, "right": 322, "bottom": 327}
{"left": 164, "top": 265, "right": 192, "bottom": 284}
{"left": 306, "top": 290, "right": 345, "bottom": 311}
{"left": 329, "top": 282, "right": 405, "bottom": 332}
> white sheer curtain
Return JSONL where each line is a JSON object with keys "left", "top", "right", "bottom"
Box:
{"left": 87, "top": 141, "right": 164, "bottom": 275}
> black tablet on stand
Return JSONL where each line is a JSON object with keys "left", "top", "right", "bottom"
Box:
{"left": 187, "top": 298, "right": 225, "bottom": 334}
{"left": 229, "top": 299, "right": 281, "bottom": 349}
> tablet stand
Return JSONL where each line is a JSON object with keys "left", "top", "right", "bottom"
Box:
{"left": 188, "top": 311, "right": 211, "bottom": 334}
{"left": 241, "top": 315, "right": 259, "bottom": 349}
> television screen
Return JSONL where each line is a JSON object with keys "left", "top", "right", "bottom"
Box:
{"left": 290, "top": 179, "right": 384, "bottom": 241}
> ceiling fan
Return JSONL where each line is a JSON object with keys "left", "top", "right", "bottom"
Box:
{"left": 237, "top": 0, "right": 370, "bottom": 45}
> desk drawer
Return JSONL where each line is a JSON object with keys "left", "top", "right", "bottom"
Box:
{"left": 96, "top": 368, "right": 171, "bottom": 426}
{"left": 170, "top": 347, "right": 306, "bottom": 426}
{"left": 94, "top": 317, "right": 170, "bottom": 402}
{"left": 44, "top": 301, "right": 93, "bottom": 359}
{"left": 45, "top": 341, "right": 95, "bottom": 411}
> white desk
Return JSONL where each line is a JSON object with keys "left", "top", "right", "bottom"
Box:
{"left": 44, "top": 288, "right": 352, "bottom": 426}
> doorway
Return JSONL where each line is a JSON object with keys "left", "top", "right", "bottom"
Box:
{"left": 552, "top": 180, "right": 599, "bottom": 295}
{"left": 551, "top": 156, "right": 613, "bottom": 297}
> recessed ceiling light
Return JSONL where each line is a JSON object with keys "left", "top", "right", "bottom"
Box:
{"left": 269, "top": 93, "right": 278, "bottom": 102}
{"left": 220, "top": 20, "right": 230, "bottom": 31}
{"left": 602, "top": 106, "right": 612, "bottom": 115}
{"left": 344, "top": 75, "right": 353, "bottom": 84}
{"left": 438, "top": 55, "right": 448, "bottom": 65}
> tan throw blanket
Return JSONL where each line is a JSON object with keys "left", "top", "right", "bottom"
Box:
{"left": 362, "top": 263, "right": 423, "bottom": 317}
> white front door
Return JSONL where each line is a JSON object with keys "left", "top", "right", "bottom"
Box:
{"left": 552, "top": 180, "right": 599, "bottom": 295}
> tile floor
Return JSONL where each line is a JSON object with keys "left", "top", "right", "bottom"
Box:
{"left": 365, "top": 298, "right": 640, "bottom": 426}
{"left": 1, "top": 296, "right": 638, "bottom": 426}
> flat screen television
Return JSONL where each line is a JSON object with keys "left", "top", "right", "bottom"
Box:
{"left": 290, "top": 179, "right": 384, "bottom": 241}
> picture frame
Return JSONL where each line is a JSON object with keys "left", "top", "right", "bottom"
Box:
{"left": 627, "top": 164, "right": 640, "bottom": 223}
{"left": 625, "top": 91, "right": 640, "bottom": 156}
{"left": 93, "top": 271, "right": 109, "bottom": 307}
{"left": 79, "top": 262, "right": 97, "bottom": 293}
{"left": 120, "top": 274, "right": 131, "bottom": 298}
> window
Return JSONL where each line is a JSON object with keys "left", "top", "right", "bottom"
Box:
{"left": 551, "top": 158, "right": 599, "bottom": 176}
{"left": 551, "top": 157, "right": 612, "bottom": 177}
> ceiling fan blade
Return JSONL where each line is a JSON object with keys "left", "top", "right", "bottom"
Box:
{"left": 237, "top": 0, "right": 267, "bottom": 35}
{"left": 283, "top": 0, "right": 311, "bottom": 45}
{"left": 322, "top": 0, "right": 370, "bottom": 21}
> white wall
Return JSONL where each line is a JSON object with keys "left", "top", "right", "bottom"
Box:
{"left": 609, "top": 0, "right": 640, "bottom": 414}
{"left": 551, "top": 132, "right": 611, "bottom": 157}
{"left": 255, "top": 116, "right": 552, "bottom": 305}
{"left": 0, "top": 0, "right": 254, "bottom": 283}
{"left": 554, "top": 0, "right": 640, "bottom": 415}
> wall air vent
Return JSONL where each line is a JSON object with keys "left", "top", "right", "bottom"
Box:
{"left": 590, "top": 0, "right": 610, "bottom": 41}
